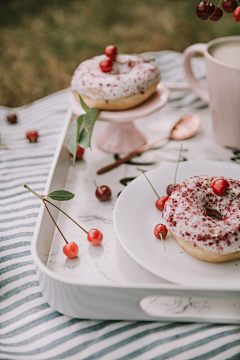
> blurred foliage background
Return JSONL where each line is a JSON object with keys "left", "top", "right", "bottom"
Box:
{"left": 0, "top": 0, "right": 239, "bottom": 107}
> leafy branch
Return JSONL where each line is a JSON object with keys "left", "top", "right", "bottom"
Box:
{"left": 66, "top": 94, "right": 99, "bottom": 164}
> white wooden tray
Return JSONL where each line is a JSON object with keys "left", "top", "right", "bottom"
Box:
{"left": 32, "top": 108, "right": 240, "bottom": 323}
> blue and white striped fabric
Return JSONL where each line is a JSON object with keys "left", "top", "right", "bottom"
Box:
{"left": 1, "top": 51, "right": 240, "bottom": 360}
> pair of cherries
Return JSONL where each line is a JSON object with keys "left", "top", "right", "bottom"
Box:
{"left": 153, "top": 184, "right": 177, "bottom": 244}
{"left": 99, "top": 45, "right": 118, "bottom": 73}
{"left": 63, "top": 229, "right": 103, "bottom": 258}
{"left": 196, "top": 0, "right": 240, "bottom": 22}
{"left": 6, "top": 114, "right": 40, "bottom": 144}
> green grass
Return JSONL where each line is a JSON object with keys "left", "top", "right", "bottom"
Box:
{"left": 0, "top": 0, "right": 238, "bottom": 107}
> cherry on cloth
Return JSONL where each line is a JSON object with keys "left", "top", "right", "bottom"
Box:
{"left": 26, "top": 130, "right": 39, "bottom": 143}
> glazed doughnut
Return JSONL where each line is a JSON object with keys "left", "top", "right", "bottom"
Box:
{"left": 162, "top": 175, "right": 240, "bottom": 262}
{"left": 71, "top": 54, "right": 160, "bottom": 110}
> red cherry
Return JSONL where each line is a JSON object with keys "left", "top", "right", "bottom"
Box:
{"left": 212, "top": 179, "right": 230, "bottom": 196}
{"left": 234, "top": 6, "right": 240, "bottom": 21}
{"left": 7, "top": 113, "right": 18, "bottom": 124}
{"left": 154, "top": 224, "right": 168, "bottom": 240}
{"left": 104, "top": 45, "right": 117, "bottom": 61}
{"left": 196, "top": 1, "right": 215, "bottom": 19}
{"left": 87, "top": 229, "right": 103, "bottom": 246}
{"left": 222, "top": 0, "right": 238, "bottom": 13}
{"left": 95, "top": 185, "right": 112, "bottom": 201}
{"left": 166, "top": 184, "right": 178, "bottom": 196}
{"left": 100, "top": 57, "right": 113, "bottom": 73}
{"left": 63, "top": 242, "right": 79, "bottom": 258}
{"left": 155, "top": 196, "right": 169, "bottom": 211}
{"left": 26, "top": 130, "right": 38, "bottom": 143}
{"left": 76, "top": 145, "right": 84, "bottom": 160}
{"left": 209, "top": 6, "right": 223, "bottom": 20}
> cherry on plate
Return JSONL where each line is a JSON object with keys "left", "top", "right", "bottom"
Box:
{"left": 95, "top": 185, "right": 112, "bottom": 201}
{"left": 196, "top": 1, "right": 215, "bottom": 19}
{"left": 154, "top": 223, "right": 168, "bottom": 239}
{"left": 155, "top": 196, "right": 169, "bottom": 211}
{"left": 76, "top": 145, "right": 84, "bottom": 160}
{"left": 7, "top": 113, "right": 18, "bottom": 124}
{"left": 87, "top": 229, "right": 103, "bottom": 246}
{"left": 26, "top": 130, "right": 39, "bottom": 143}
{"left": 166, "top": 184, "right": 178, "bottom": 196}
{"left": 100, "top": 57, "right": 113, "bottom": 73}
{"left": 104, "top": 45, "right": 117, "bottom": 61}
{"left": 212, "top": 179, "right": 229, "bottom": 196}
{"left": 63, "top": 242, "right": 79, "bottom": 259}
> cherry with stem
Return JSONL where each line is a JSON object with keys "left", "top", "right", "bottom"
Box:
{"left": 166, "top": 143, "right": 183, "bottom": 196}
{"left": 154, "top": 223, "right": 168, "bottom": 251}
{"left": 139, "top": 169, "right": 169, "bottom": 211}
{"left": 23, "top": 184, "right": 103, "bottom": 251}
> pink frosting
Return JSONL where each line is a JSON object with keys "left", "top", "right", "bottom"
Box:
{"left": 162, "top": 175, "right": 240, "bottom": 254}
{"left": 71, "top": 54, "right": 160, "bottom": 100}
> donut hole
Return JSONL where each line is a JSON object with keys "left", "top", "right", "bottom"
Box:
{"left": 206, "top": 208, "right": 222, "bottom": 221}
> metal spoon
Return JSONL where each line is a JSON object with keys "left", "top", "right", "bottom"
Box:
{"left": 97, "top": 114, "right": 201, "bottom": 175}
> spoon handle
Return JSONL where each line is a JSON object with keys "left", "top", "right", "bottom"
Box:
{"left": 97, "top": 136, "right": 167, "bottom": 175}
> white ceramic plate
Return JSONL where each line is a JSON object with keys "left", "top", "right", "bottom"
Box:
{"left": 113, "top": 160, "right": 240, "bottom": 289}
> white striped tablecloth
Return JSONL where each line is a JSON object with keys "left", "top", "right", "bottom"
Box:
{"left": 1, "top": 51, "right": 240, "bottom": 360}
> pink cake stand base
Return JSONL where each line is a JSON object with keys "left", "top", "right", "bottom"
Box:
{"left": 70, "top": 83, "right": 170, "bottom": 154}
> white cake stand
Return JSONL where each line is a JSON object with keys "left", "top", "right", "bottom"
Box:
{"left": 70, "top": 83, "right": 170, "bottom": 154}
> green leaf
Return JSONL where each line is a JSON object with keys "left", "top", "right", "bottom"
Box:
{"left": 65, "top": 115, "right": 84, "bottom": 164}
{"left": 66, "top": 120, "right": 77, "bottom": 162}
{"left": 82, "top": 107, "right": 99, "bottom": 148}
{"left": 77, "top": 114, "right": 84, "bottom": 138}
{"left": 48, "top": 190, "right": 75, "bottom": 201}
{"left": 84, "top": 107, "right": 99, "bottom": 134}
{"left": 78, "top": 128, "right": 91, "bottom": 148}
{"left": 78, "top": 107, "right": 99, "bottom": 149}
{"left": 78, "top": 94, "right": 89, "bottom": 112}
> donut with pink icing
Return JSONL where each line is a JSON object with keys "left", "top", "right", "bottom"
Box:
{"left": 71, "top": 54, "right": 160, "bottom": 110}
{"left": 162, "top": 175, "right": 240, "bottom": 262}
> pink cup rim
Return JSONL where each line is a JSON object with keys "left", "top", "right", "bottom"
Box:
{"left": 205, "top": 35, "right": 240, "bottom": 71}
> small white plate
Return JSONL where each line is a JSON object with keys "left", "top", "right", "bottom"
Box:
{"left": 113, "top": 160, "right": 240, "bottom": 289}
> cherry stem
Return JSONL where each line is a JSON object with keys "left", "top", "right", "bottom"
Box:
{"left": 226, "top": 189, "right": 240, "bottom": 204}
{"left": 217, "top": 0, "right": 222, "bottom": 7}
{"left": 174, "top": 143, "right": 183, "bottom": 185}
{"left": 93, "top": 180, "right": 98, "bottom": 188}
{"left": 43, "top": 199, "right": 68, "bottom": 244}
{"left": 159, "top": 232, "right": 166, "bottom": 252}
{"left": 44, "top": 198, "right": 88, "bottom": 234}
{"left": 23, "top": 184, "right": 42, "bottom": 200}
{"left": 139, "top": 169, "right": 159, "bottom": 198}
{"left": 23, "top": 184, "right": 89, "bottom": 235}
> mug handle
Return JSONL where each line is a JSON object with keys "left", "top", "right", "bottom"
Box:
{"left": 183, "top": 43, "right": 209, "bottom": 104}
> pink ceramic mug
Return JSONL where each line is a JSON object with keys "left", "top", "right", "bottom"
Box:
{"left": 183, "top": 36, "right": 240, "bottom": 149}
